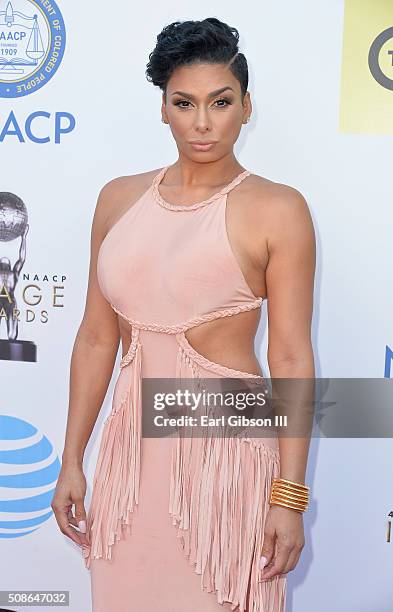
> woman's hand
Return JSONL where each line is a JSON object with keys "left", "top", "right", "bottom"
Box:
{"left": 259, "top": 505, "right": 305, "bottom": 581}
{"left": 51, "top": 463, "right": 89, "bottom": 549}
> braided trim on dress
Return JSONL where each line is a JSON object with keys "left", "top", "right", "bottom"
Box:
{"left": 120, "top": 327, "right": 140, "bottom": 368}
{"left": 175, "top": 331, "right": 265, "bottom": 380}
{"left": 110, "top": 297, "right": 264, "bottom": 333}
{"left": 152, "top": 165, "right": 252, "bottom": 211}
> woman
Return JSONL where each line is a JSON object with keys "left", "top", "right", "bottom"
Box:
{"left": 52, "top": 17, "right": 315, "bottom": 612}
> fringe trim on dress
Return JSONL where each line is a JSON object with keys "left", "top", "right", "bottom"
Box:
{"left": 82, "top": 330, "right": 142, "bottom": 569}
{"left": 169, "top": 343, "right": 287, "bottom": 612}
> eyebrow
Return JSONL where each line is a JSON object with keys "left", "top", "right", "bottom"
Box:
{"left": 170, "top": 86, "right": 235, "bottom": 100}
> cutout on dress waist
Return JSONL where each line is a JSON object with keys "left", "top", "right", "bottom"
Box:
{"left": 178, "top": 315, "right": 264, "bottom": 379}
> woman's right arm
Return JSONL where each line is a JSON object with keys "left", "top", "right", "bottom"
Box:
{"left": 51, "top": 179, "right": 123, "bottom": 549}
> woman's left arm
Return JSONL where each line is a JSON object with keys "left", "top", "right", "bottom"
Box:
{"left": 259, "top": 185, "right": 316, "bottom": 581}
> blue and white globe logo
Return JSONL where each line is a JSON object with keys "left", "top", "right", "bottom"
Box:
{"left": 0, "top": 0, "right": 66, "bottom": 98}
{"left": 0, "top": 415, "right": 61, "bottom": 539}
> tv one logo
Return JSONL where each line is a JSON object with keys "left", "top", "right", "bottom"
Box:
{"left": 0, "top": 0, "right": 66, "bottom": 98}
{"left": 368, "top": 26, "right": 393, "bottom": 91}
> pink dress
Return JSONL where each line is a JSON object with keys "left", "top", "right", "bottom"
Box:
{"left": 82, "top": 165, "right": 287, "bottom": 611}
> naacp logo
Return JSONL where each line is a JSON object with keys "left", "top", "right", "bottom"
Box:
{"left": 0, "top": 0, "right": 66, "bottom": 98}
{"left": 368, "top": 26, "right": 393, "bottom": 91}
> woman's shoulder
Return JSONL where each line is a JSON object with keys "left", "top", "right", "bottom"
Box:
{"left": 94, "top": 167, "right": 163, "bottom": 236}
{"left": 242, "top": 171, "right": 311, "bottom": 226}
{"left": 246, "top": 171, "right": 307, "bottom": 207}
{"left": 98, "top": 166, "right": 162, "bottom": 200}
{"left": 235, "top": 171, "right": 313, "bottom": 249}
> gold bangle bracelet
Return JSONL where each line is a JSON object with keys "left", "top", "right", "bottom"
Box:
{"left": 271, "top": 481, "right": 309, "bottom": 494}
{"left": 271, "top": 484, "right": 309, "bottom": 499}
{"left": 270, "top": 493, "right": 309, "bottom": 508}
{"left": 269, "top": 477, "right": 310, "bottom": 513}
{"left": 273, "top": 477, "right": 309, "bottom": 491}
{"left": 270, "top": 490, "right": 309, "bottom": 503}
{"left": 269, "top": 499, "right": 307, "bottom": 513}
{"left": 270, "top": 493, "right": 308, "bottom": 509}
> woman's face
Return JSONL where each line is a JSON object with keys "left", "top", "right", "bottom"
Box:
{"left": 162, "top": 62, "right": 251, "bottom": 160}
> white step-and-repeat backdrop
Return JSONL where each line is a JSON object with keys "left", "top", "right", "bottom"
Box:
{"left": 1, "top": 1, "right": 392, "bottom": 611}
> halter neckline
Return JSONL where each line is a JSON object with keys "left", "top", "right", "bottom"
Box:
{"left": 152, "top": 165, "right": 251, "bottom": 211}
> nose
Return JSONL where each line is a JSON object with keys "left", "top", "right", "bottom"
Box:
{"left": 193, "top": 108, "right": 212, "bottom": 132}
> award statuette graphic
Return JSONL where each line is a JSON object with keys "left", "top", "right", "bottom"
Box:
{"left": 0, "top": 192, "right": 36, "bottom": 362}
{"left": 0, "top": 0, "right": 66, "bottom": 98}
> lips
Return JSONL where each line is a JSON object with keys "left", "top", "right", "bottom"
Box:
{"left": 189, "top": 141, "right": 217, "bottom": 151}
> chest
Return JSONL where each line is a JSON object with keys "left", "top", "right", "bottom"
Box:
{"left": 96, "top": 194, "right": 261, "bottom": 325}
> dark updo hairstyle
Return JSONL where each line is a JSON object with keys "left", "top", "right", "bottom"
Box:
{"left": 145, "top": 17, "right": 248, "bottom": 100}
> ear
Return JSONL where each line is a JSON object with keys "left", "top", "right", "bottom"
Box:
{"left": 243, "top": 91, "right": 252, "bottom": 114}
{"left": 161, "top": 93, "right": 167, "bottom": 123}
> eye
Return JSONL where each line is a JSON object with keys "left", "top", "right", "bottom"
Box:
{"left": 214, "top": 97, "right": 232, "bottom": 107}
{"left": 174, "top": 99, "right": 192, "bottom": 108}
{"left": 173, "top": 97, "right": 233, "bottom": 109}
